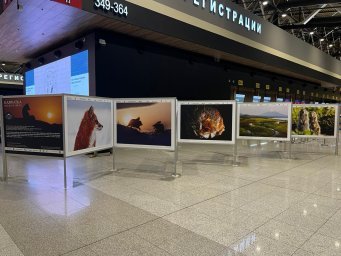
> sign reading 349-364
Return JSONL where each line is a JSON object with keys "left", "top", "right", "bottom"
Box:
{"left": 94, "top": 0, "right": 128, "bottom": 16}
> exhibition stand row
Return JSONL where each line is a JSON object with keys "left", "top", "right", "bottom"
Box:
{"left": 0, "top": 94, "right": 339, "bottom": 188}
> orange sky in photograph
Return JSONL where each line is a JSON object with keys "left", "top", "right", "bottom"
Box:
{"left": 117, "top": 102, "right": 171, "bottom": 132}
{"left": 3, "top": 96, "right": 63, "bottom": 124}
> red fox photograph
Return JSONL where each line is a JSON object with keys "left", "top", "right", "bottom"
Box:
{"left": 65, "top": 96, "right": 113, "bottom": 156}
{"left": 74, "top": 106, "right": 103, "bottom": 150}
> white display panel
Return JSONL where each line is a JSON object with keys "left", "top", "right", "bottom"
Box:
{"left": 114, "top": 98, "right": 176, "bottom": 150}
{"left": 178, "top": 101, "right": 236, "bottom": 145}
{"left": 237, "top": 102, "right": 292, "bottom": 141}
{"left": 64, "top": 95, "right": 113, "bottom": 157}
{"left": 292, "top": 104, "right": 339, "bottom": 138}
{"left": 2, "top": 95, "right": 64, "bottom": 156}
{"left": 25, "top": 50, "right": 89, "bottom": 96}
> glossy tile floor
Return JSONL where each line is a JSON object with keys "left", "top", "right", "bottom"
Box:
{"left": 0, "top": 139, "right": 341, "bottom": 256}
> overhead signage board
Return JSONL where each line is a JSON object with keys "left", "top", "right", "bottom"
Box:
{"left": 78, "top": 0, "right": 264, "bottom": 36}
{"left": 51, "top": 0, "right": 82, "bottom": 9}
{"left": 52, "top": 0, "right": 341, "bottom": 84}
{"left": 0, "top": 73, "right": 23, "bottom": 85}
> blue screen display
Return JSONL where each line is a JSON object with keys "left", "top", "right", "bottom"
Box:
{"left": 235, "top": 94, "right": 245, "bottom": 102}
{"left": 263, "top": 97, "right": 271, "bottom": 102}
{"left": 25, "top": 50, "right": 89, "bottom": 96}
{"left": 252, "top": 96, "right": 261, "bottom": 102}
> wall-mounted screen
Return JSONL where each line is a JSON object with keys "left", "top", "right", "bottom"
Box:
{"left": 25, "top": 50, "right": 89, "bottom": 96}
{"left": 263, "top": 97, "right": 271, "bottom": 102}
{"left": 235, "top": 94, "right": 245, "bottom": 103}
{"left": 252, "top": 96, "right": 261, "bottom": 102}
{"left": 276, "top": 98, "right": 284, "bottom": 102}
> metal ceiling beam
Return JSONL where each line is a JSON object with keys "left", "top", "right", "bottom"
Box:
{"left": 301, "top": 4, "right": 327, "bottom": 24}
{"left": 271, "top": 0, "right": 341, "bottom": 9}
{"left": 280, "top": 16, "right": 341, "bottom": 26}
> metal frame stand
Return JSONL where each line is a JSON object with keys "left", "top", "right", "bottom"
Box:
{"left": 288, "top": 140, "right": 292, "bottom": 159}
{"left": 335, "top": 112, "right": 340, "bottom": 156}
{"left": 335, "top": 136, "right": 339, "bottom": 156}
{"left": 320, "top": 138, "right": 329, "bottom": 147}
{"left": 171, "top": 145, "right": 180, "bottom": 178}
{"left": 232, "top": 104, "right": 240, "bottom": 167}
{"left": 0, "top": 96, "right": 8, "bottom": 181}
{"left": 61, "top": 95, "right": 68, "bottom": 189}
{"left": 232, "top": 142, "right": 239, "bottom": 167}
{"left": 1, "top": 153, "right": 7, "bottom": 182}
{"left": 172, "top": 106, "right": 180, "bottom": 178}
{"left": 63, "top": 157, "right": 67, "bottom": 189}
{"left": 112, "top": 146, "right": 117, "bottom": 171}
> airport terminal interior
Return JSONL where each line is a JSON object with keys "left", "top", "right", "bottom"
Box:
{"left": 0, "top": 0, "right": 341, "bottom": 256}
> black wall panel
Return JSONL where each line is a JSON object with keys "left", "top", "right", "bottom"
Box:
{"left": 95, "top": 31, "right": 322, "bottom": 101}
{"left": 95, "top": 32, "right": 232, "bottom": 100}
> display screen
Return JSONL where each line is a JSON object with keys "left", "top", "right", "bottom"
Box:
{"left": 25, "top": 50, "right": 89, "bottom": 96}
{"left": 252, "top": 96, "right": 261, "bottom": 102}
{"left": 235, "top": 94, "right": 245, "bottom": 103}
{"left": 284, "top": 99, "right": 291, "bottom": 102}
{"left": 276, "top": 98, "right": 284, "bottom": 102}
{"left": 263, "top": 97, "right": 271, "bottom": 102}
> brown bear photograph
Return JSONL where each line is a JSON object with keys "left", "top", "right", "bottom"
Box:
{"left": 115, "top": 99, "right": 175, "bottom": 149}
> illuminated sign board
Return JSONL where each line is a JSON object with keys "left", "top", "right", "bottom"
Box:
{"left": 51, "top": 0, "right": 82, "bottom": 9}
{"left": 0, "top": 73, "right": 23, "bottom": 85}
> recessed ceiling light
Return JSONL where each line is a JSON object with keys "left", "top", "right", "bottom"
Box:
{"left": 262, "top": 1, "right": 269, "bottom": 6}
{"left": 320, "top": 38, "right": 325, "bottom": 42}
{"left": 1, "top": 63, "right": 5, "bottom": 66}
{"left": 329, "top": 44, "right": 333, "bottom": 48}
{"left": 309, "top": 31, "right": 314, "bottom": 35}
{"left": 281, "top": 13, "right": 287, "bottom": 17}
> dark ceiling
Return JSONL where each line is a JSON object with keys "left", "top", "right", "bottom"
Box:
{"left": 234, "top": 0, "right": 341, "bottom": 60}
{"left": 0, "top": 0, "right": 106, "bottom": 73}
